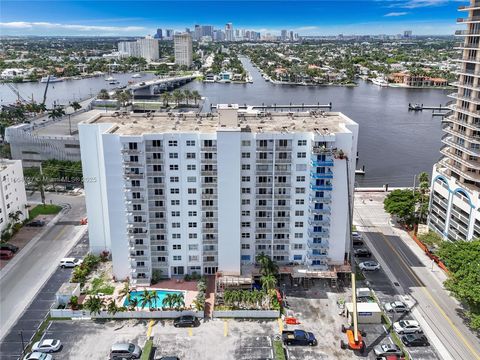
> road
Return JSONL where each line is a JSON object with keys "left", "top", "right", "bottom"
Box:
{"left": 0, "top": 193, "right": 87, "bottom": 341}
{"left": 354, "top": 192, "right": 480, "bottom": 360}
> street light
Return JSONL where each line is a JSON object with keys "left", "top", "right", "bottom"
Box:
{"left": 18, "top": 330, "right": 25, "bottom": 355}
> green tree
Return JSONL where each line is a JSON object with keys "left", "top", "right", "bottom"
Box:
{"left": 48, "top": 107, "right": 65, "bottom": 120}
{"left": 172, "top": 293, "right": 185, "bottom": 310}
{"left": 261, "top": 275, "right": 277, "bottom": 293}
{"left": 383, "top": 189, "right": 417, "bottom": 225}
{"left": 119, "top": 282, "right": 130, "bottom": 300}
{"left": 107, "top": 299, "right": 118, "bottom": 315}
{"left": 70, "top": 101, "right": 82, "bottom": 112}
{"left": 191, "top": 90, "right": 201, "bottom": 104}
{"left": 255, "top": 253, "right": 279, "bottom": 277}
{"left": 183, "top": 89, "right": 191, "bottom": 105}
{"left": 8, "top": 210, "right": 22, "bottom": 223}
{"left": 437, "top": 240, "right": 480, "bottom": 329}
{"left": 172, "top": 89, "right": 183, "bottom": 105}
{"left": 161, "top": 92, "right": 172, "bottom": 107}
{"left": 128, "top": 297, "right": 139, "bottom": 311}
{"left": 84, "top": 296, "right": 104, "bottom": 315}
{"left": 97, "top": 89, "right": 110, "bottom": 100}
{"left": 139, "top": 289, "right": 154, "bottom": 309}
{"left": 162, "top": 293, "right": 176, "bottom": 309}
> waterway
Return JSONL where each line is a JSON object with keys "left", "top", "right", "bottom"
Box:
{"left": 0, "top": 58, "right": 450, "bottom": 187}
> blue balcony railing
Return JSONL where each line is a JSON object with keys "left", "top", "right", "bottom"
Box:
{"left": 307, "top": 251, "right": 328, "bottom": 260}
{"left": 311, "top": 160, "right": 334, "bottom": 167}
{"left": 307, "top": 240, "right": 329, "bottom": 249}
{"left": 309, "top": 195, "right": 332, "bottom": 203}
{"left": 310, "top": 171, "right": 334, "bottom": 179}
{"left": 310, "top": 184, "right": 333, "bottom": 191}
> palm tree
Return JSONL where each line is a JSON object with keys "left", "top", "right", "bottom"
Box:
{"left": 161, "top": 92, "right": 172, "bottom": 107}
{"left": 32, "top": 173, "right": 48, "bottom": 205}
{"left": 119, "top": 282, "right": 130, "bottom": 300}
{"left": 139, "top": 289, "right": 154, "bottom": 309}
{"left": 172, "top": 293, "right": 185, "bottom": 310}
{"left": 70, "top": 101, "right": 82, "bottom": 112}
{"left": 172, "top": 89, "right": 183, "bottom": 105}
{"left": 48, "top": 107, "right": 65, "bottom": 120}
{"left": 107, "top": 299, "right": 118, "bottom": 315}
{"left": 97, "top": 89, "right": 110, "bottom": 100}
{"left": 261, "top": 275, "right": 277, "bottom": 293}
{"left": 128, "top": 297, "right": 139, "bottom": 311}
{"left": 183, "top": 89, "right": 191, "bottom": 105}
{"left": 150, "top": 291, "right": 158, "bottom": 309}
{"left": 162, "top": 293, "right": 176, "bottom": 310}
{"left": 255, "top": 253, "right": 278, "bottom": 277}
{"left": 84, "top": 296, "right": 104, "bottom": 316}
{"left": 191, "top": 90, "right": 201, "bottom": 105}
{"left": 192, "top": 299, "right": 204, "bottom": 311}
{"left": 8, "top": 210, "right": 22, "bottom": 223}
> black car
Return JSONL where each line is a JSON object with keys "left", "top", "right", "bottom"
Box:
{"left": 354, "top": 248, "right": 371, "bottom": 257}
{"left": 156, "top": 357, "right": 180, "bottom": 360}
{"left": 401, "top": 334, "right": 429, "bottom": 347}
{"left": 27, "top": 220, "right": 46, "bottom": 227}
{"left": 0, "top": 243, "right": 19, "bottom": 253}
{"left": 173, "top": 315, "right": 200, "bottom": 328}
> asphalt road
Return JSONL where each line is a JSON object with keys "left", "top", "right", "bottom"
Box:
{"left": 0, "top": 193, "right": 87, "bottom": 342}
{"left": 354, "top": 193, "right": 480, "bottom": 360}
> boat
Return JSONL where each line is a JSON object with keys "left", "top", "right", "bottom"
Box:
{"left": 371, "top": 77, "right": 388, "bottom": 87}
{"left": 40, "top": 75, "right": 63, "bottom": 83}
{"left": 105, "top": 76, "right": 116, "bottom": 81}
{"left": 132, "top": 73, "right": 142, "bottom": 78}
{"left": 109, "top": 80, "right": 120, "bottom": 85}
{"left": 408, "top": 103, "right": 423, "bottom": 111}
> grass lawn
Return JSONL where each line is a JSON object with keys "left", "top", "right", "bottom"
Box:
{"left": 140, "top": 339, "right": 154, "bottom": 360}
{"left": 273, "top": 340, "right": 286, "bottom": 360}
{"left": 28, "top": 204, "right": 62, "bottom": 220}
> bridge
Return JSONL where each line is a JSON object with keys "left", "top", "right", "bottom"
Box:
{"left": 128, "top": 74, "right": 198, "bottom": 96}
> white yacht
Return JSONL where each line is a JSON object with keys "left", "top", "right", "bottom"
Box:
{"left": 105, "top": 76, "right": 116, "bottom": 81}
{"left": 371, "top": 77, "right": 388, "bottom": 87}
{"left": 40, "top": 75, "right": 63, "bottom": 83}
{"left": 132, "top": 73, "right": 142, "bottom": 78}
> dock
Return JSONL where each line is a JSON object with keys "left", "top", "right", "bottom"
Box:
{"left": 355, "top": 165, "right": 366, "bottom": 176}
{"left": 211, "top": 102, "right": 333, "bottom": 111}
{"left": 408, "top": 103, "right": 449, "bottom": 112}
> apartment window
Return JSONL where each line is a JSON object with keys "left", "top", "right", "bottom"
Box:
{"left": 298, "top": 140, "right": 307, "bottom": 146}
{"left": 241, "top": 210, "right": 250, "bottom": 216}
{"left": 135, "top": 250, "right": 144, "bottom": 256}
{"left": 153, "top": 152, "right": 162, "bottom": 159}
{"left": 156, "top": 245, "right": 166, "bottom": 251}
{"left": 241, "top": 140, "right": 251, "bottom": 146}
{"left": 188, "top": 233, "right": 198, "bottom": 239}
{"left": 297, "top": 152, "right": 306, "bottom": 158}
{"left": 295, "top": 187, "right": 305, "bottom": 194}
{"left": 186, "top": 153, "right": 196, "bottom": 159}
{"left": 295, "top": 222, "right": 304, "bottom": 228}
{"left": 241, "top": 222, "right": 251, "bottom": 228}
{"left": 137, "top": 262, "right": 145, "bottom": 267}
{"left": 172, "top": 223, "right": 181, "bottom": 228}
{"left": 241, "top": 232, "right": 251, "bottom": 238}
{"left": 189, "top": 244, "right": 198, "bottom": 250}
{"left": 293, "top": 243, "right": 303, "bottom": 249}
{"left": 295, "top": 199, "right": 305, "bottom": 205}
{"left": 242, "top": 199, "right": 251, "bottom": 205}
{"left": 189, "top": 255, "right": 199, "bottom": 262}
{"left": 242, "top": 164, "right": 250, "bottom": 170}
{"left": 241, "top": 255, "right": 251, "bottom": 261}
{"left": 296, "top": 176, "right": 305, "bottom": 182}
{"left": 169, "top": 153, "right": 178, "bottom": 159}
{"left": 296, "top": 164, "right": 307, "bottom": 171}
{"left": 241, "top": 244, "right": 250, "bottom": 249}
{"left": 279, "top": 139, "right": 288, "bottom": 147}
{"left": 293, "top": 255, "right": 302, "bottom": 261}
{"left": 241, "top": 152, "right": 251, "bottom": 159}
{"left": 157, "top": 257, "right": 166, "bottom": 262}
{"left": 259, "top": 140, "right": 268, "bottom": 147}
{"left": 131, "top": 180, "right": 140, "bottom": 187}
{"left": 173, "top": 256, "right": 182, "bottom": 261}
{"left": 168, "top": 140, "right": 178, "bottom": 147}
{"left": 295, "top": 210, "right": 304, "bottom": 216}
{"left": 129, "top": 155, "right": 138, "bottom": 162}
{"left": 169, "top": 164, "right": 179, "bottom": 171}
{"left": 173, "top": 244, "right": 182, "bottom": 250}
{"left": 188, "top": 222, "right": 197, "bottom": 228}
{"left": 153, "top": 177, "right": 162, "bottom": 184}
{"left": 188, "top": 200, "right": 197, "bottom": 205}
{"left": 186, "top": 140, "right": 196, "bottom": 146}
{"left": 204, "top": 177, "right": 215, "bottom": 183}
{"left": 188, "top": 188, "right": 197, "bottom": 194}
{"left": 187, "top": 164, "right": 196, "bottom": 171}
{"left": 242, "top": 188, "right": 251, "bottom": 194}
{"left": 187, "top": 176, "right": 196, "bottom": 182}
{"left": 294, "top": 233, "right": 303, "bottom": 239}
{"left": 203, "top": 140, "right": 215, "bottom": 147}
{"left": 242, "top": 176, "right": 251, "bottom": 182}
{"left": 171, "top": 200, "right": 180, "bottom": 206}
{"left": 129, "top": 142, "right": 138, "bottom": 150}
{"left": 257, "top": 245, "right": 267, "bottom": 250}
{"left": 153, "top": 165, "right": 162, "bottom": 172}
{"left": 188, "top": 211, "right": 197, "bottom": 216}
{"left": 135, "top": 239, "right": 144, "bottom": 245}
{"left": 172, "top": 233, "right": 181, "bottom": 238}
{"left": 170, "top": 188, "right": 180, "bottom": 194}
{"left": 170, "top": 176, "right": 179, "bottom": 183}
{"left": 171, "top": 211, "right": 180, "bottom": 217}
{"left": 152, "top": 140, "right": 162, "bottom": 147}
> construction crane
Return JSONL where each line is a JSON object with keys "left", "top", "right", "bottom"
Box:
{"left": 341, "top": 152, "right": 366, "bottom": 353}
{"left": 41, "top": 75, "right": 51, "bottom": 106}
{"left": 5, "top": 83, "right": 27, "bottom": 103}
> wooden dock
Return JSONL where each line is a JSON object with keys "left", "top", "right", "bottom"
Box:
{"left": 211, "top": 102, "right": 333, "bottom": 110}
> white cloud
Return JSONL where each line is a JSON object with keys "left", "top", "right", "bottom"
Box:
{"left": 0, "top": 21, "right": 146, "bottom": 33}
{"left": 295, "top": 26, "right": 319, "bottom": 31}
{"left": 393, "top": 0, "right": 449, "bottom": 8}
{"left": 384, "top": 11, "right": 409, "bottom": 16}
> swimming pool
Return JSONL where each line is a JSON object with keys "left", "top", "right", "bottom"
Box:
{"left": 123, "top": 290, "right": 185, "bottom": 308}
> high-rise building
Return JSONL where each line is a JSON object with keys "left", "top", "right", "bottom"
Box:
{"left": 403, "top": 30, "right": 412, "bottom": 38}
{"left": 165, "top": 29, "right": 174, "bottom": 40}
{"left": 174, "top": 32, "right": 193, "bottom": 66}
{"left": 225, "top": 23, "right": 234, "bottom": 41}
{"left": 0, "top": 159, "right": 28, "bottom": 233}
{"left": 194, "top": 25, "right": 202, "bottom": 41}
{"left": 118, "top": 37, "right": 159, "bottom": 61}
{"left": 428, "top": 0, "right": 480, "bottom": 241}
{"left": 281, "top": 29, "right": 288, "bottom": 41}
{"left": 79, "top": 106, "right": 358, "bottom": 284}
{"left": 154, "top": 28, "right": 163, "bottom": 39}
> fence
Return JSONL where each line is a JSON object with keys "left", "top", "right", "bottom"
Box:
{"left": 212, "top": 310, "right": 280, "bottom": 318}
{"left": 50, "top": 308, "right": 204, "bottom": 319}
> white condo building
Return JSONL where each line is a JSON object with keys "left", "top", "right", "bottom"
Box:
{"left": 118, "top": 37, "right": 159, "bottom": 62}
{"left": 0, "top": 159, "right": 28, "bottom": 232}
{"left": 429, "top": 0, "right": 480, "bottom": 241}
{"left": 174, "top": 33, "right": 193, "bottom": 67}
{"left": 79, "top": 106, "right": 358, "bottom": 285}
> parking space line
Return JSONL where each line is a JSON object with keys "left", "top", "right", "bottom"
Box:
{"left": 188, "top": 327, "right": 192, "bottom": 337}
{"left": 146, "top": 319, "right": 154, "bottom": 338}
{"left": 223, "top": 320, "right": 228, "bottom": 337}
{"left": 277, "top": 318, "right": 283, "bottom": 334}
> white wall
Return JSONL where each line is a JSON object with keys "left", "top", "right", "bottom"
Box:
{"left": 217, "top": 130, "right": 241, "bottom": 274}
{"left": 0, "top": 160, "right": 28, "bottom": 232}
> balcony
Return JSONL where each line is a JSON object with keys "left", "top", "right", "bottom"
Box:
{"left": 122, "top": 147, "right": 142, "bottom": 154}
{"left": 126, "top": 209, "right": 146, "bottom": 216}
{"left": 445, "top": 115, "right": 480, "bottom": 131}
{"left": 441, "top": 135, "right": 480, "bottom": 157}
{"left": 201, "top": 158, "right": 217, "bottom": 164}
{"left": 308, "top": 229, "right": 329, "bottom": 238}
{"left": 440, "top": 147, "right": 480, "bottom": 170}
{"left": 201, "top": 145, "right": 217, "bottom": 152}
{"left": 311, "top": 160, "right": 334, "bottom": 167}
{"left": 308, "top": 218, "right": 330, "bottom": 226}
{"left": 306, "top": 251, "right": 328, "bottom": 260}
{"left": 145, "top": 157, "right": 164, "bottom": 164}
{"left": 202, "top": 193, "right": 217, "bottom": 199}
{"left": 457, "top": 16, "right": 480, "bottom": 23}
{"left": 311, "top": 146, "right": 334, "bottom": 155}
{"left": 310, "top": 171, "right": 334, "bottom": 179}
{"left": 458, "top": 2, "right": 480, "bottom": 11}
{"left": 309, "top": 194, "right": 332, "bottom": 203}
{"left": 310, "top": 184, "right": 333, "bottom": 191}
{"left": 454, "top": 42, "right": 480, "bottom": 50}
{"left": 448, "top": 92, "right": 480, "bottom": 105}
{"left": 307, "top": 240, "right": 329, "bottom": 249}
{"left": 124, "top": 172, "right": 144, "bottom": 180}
{"left": 455, "top": 29, "right": 480, "bottom": 36}
{"left": 129, "top": 243, "right": 148, "bottom": 251}
{"left": 442, "top": 126, "right": 480, "bottom": 144}
{"left": 448, "top": 104, "right": 480, "bottom": 119}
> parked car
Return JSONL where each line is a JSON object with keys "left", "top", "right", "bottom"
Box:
{"left": 156, "top": 357, "right": 180, "bottom": 360}
{"left": 27, "top": 220, "right": 45, "bottom": 227}
{"left": 359, "top": 261, "right": 380, "bottom": 271}
{"left": 32, "top": 339, "right": 62, "bottom": 353}
{"left": 354, "top": 248, "right": 371, "bottom": 257}
{"left": 110, "top": 343, "right": 142, "bottom": 359}
{"left": 59, "top": 257, "right": 82, "bottom": 268}
{"left": 0, "top": 243, "right": 19, "bottom": 253}
{"left": 0, "top": 249, "right": 14, "bottom": 260}
{"left": 393, "top": 320, "right": 422, "bottom": 334}
{"left": 384, "top": 301, "right": 409, "bottom": 313}
{"left": 352, "top": 231, "right": 362, "bottom": 239}
{"left": 282, "top": 329, "right": 317, "bottom": 346}
{"left": 23, "top": 352, "right": 53, "bottom": 360}
{"left": 401, "top": 334, "right": 429, "bottom": 347}
{"left": 173, "top": 315, "right": 200, "bottom": 328}
{"left": 373, "top": 343, "right": 403, "bottom": 357}
{"left": 353, "top": 239, "right": 364, "bottom": 247}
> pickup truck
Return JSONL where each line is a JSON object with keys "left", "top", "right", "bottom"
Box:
{"left": 282, "top": 330, "right": 317, "bottom": 346}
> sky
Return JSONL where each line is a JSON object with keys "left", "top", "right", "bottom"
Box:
{"left": 0, "top": 0, "right": 466, "bottom": 37}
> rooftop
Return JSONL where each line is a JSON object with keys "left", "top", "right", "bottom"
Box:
{"left": 82, "top": 106, "right": 356, "bottom": 136}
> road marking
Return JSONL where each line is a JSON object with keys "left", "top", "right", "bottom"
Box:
{"left": 277, "top": 317, "right": 283, "bottom": 334}
{"left": 380, "top": 232, "right": 480, "bottom": 360}
{"left": 223, "top": 319, "right": 228, "bottom": 337}
{"left": 188, "top": 327, "right": 192, "bottom": 337}
{"left": 53, "top": 227, "right": 66, "bottom": 241}
{"left": 146, "top": 319, "right": 154, "bottom": 338}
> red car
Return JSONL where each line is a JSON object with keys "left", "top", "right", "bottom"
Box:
{"left": 0, "top": 249, "right": 14, "bottom": 260}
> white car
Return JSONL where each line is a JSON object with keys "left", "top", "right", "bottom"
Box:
{"left": 384, "top": 301, "right": 409, "bottom": 313}
{"left": 393, "top": 320, "right": 422, "bottom": 334}
{"left": 24, "top": 352, "right": 53, "bottom": 360}
{"left": 359, "top": 261, "right": 380, "bottom": 271}
{"left": 32, "top": 339, "right": 62, "bottom": 353}
{"left": 59, "top": 258, "right": 82, "bottom": 268}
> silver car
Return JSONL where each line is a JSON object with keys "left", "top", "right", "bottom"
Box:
{"left": 384, "top": 301, "right": 409, "bottom": 313}
{"left": 110, "top": 343, "right": 142, "bottom": 359}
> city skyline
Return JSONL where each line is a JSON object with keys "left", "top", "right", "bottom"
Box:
{"left": 0, "top": 0, "right": 464, "bottom": 37}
